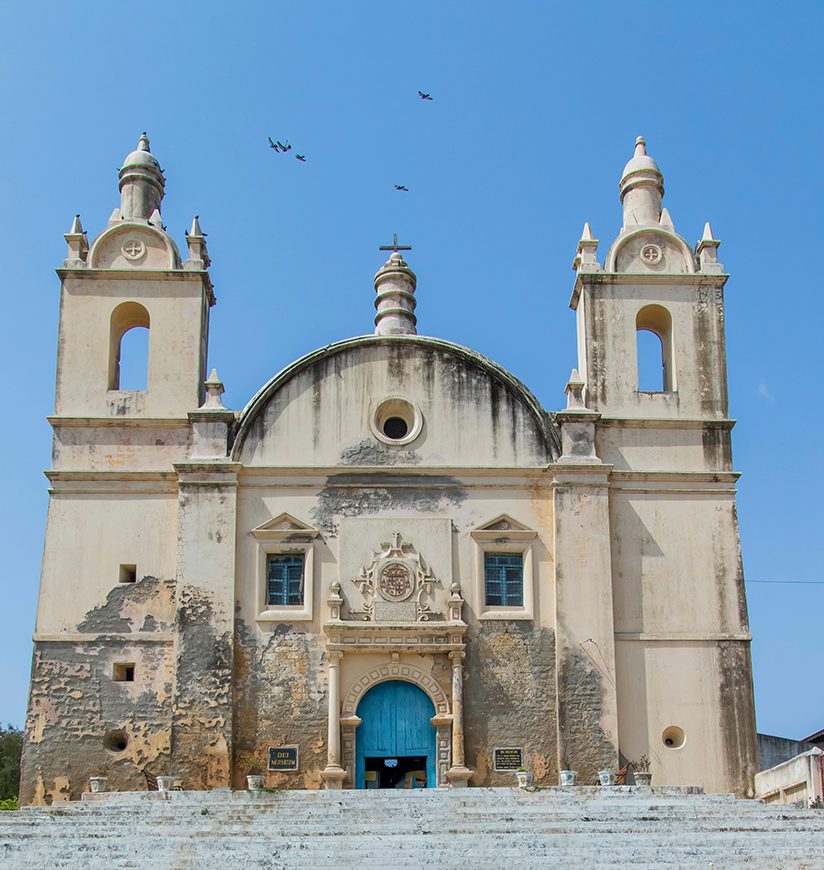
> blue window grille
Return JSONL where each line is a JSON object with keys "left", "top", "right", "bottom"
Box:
{"left": 266, "top": 554, "right": 304, "bottom": 606}
{"left": 484, "top": 552, "right": 523, "bottom": 607}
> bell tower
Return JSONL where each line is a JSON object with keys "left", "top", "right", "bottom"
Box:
{"left": 566, "top": 137, "right": 757, "bottom": 796}
{"left": 54, "top": 133, "right": 214, "bottom": 419}
{"left": 570, "top": 136, "right": 728, "bottom": 422}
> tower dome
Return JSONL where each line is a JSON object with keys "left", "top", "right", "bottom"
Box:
{"left": 118, "top": 133, "right": 165, "bottom": 222}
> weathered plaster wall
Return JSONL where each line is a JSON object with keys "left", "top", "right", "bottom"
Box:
{"left": 36, "top": 492, "right": 178, "bottom": 633}
{"left": 55, "top": 273, "right": 209, "bottom": 418}
{"left": 236, "top": 340, "right": 556, "bottom": 468}
{"left": 20, "top": 574, "right": 176, "bottom": 805}
{"left": 576, "top": 277, "right": 728, "bottom": 420}
{"left": 51, "top": 423, "right": 192, "bottom": 471}
{"left": 463, "top": 622, "right": 557, "bottom": 786}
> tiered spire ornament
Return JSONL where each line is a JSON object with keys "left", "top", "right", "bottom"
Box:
{"left": 696, "top": 222, "right": 723, "bottom": 274}
{"left": 619, "top": 136, "right": 665, "bottom": 229}
{"left": 64, "top": 214, "right": 88, "bottom": 267}
{"left": 184, "top": 215, "right": 211, "bottom": 269}
{"left": 117, "top": 132, "right": 166, "bottom": 223}
{"left": 199, "top": 368, "right": 227, "bottom": 410}
{"left": 572, "top": 222, "right": 600, "bottom": 273}
{"left": 374, "top": 234, "right": 417, "bottom": 335}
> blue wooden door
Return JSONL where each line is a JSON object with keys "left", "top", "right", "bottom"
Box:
{"left": 355, "top": 680, "right": 436, "bottom": 788}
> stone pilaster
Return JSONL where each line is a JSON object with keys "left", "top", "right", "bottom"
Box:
{"left": 171, "top": 462, "right": 239, "bottom": 789}
{"left": 552, "top": 465, "right": 619, "bottom": 781}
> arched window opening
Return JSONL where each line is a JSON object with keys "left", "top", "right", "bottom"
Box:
{"left": 109, "top": 302, "right": 150, "bottom": 390}
{"left": 636, "top": 304, "right": 675, "bottom": 393}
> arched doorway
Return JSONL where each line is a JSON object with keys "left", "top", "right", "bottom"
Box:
{"left": 355, "top": 680, "right": 437, "bottom": 789}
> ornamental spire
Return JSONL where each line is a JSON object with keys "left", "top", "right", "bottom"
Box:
{"left": 373, "top": 234, "right": 417, "bottom": 335}
{"left": 619, "top": 135, "right": 665, "bottom": 229}
{"left": 117, "top": 132, "right": 165, "bottom": 222}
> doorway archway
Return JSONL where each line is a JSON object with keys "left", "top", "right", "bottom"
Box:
{"left": 355, "top": 680, "right": 437, "bottom": 789}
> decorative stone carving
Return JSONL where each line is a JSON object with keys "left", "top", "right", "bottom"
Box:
{"left": 351, "top": 531, "right": 440, "bottom": 622}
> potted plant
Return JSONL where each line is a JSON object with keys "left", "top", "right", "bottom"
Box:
{"left": 246, "top": 764, "right": 265, "bottom": 791}
{"left": 515, "top": 767, "right": 533, "bottom": 788}
{"left": 632, "top": 755, "right": 652, "bottom": 786}
{"left": 559, "top": 769, "right": 576, "bottom": 786}
{"left": 89, "top": 764, "right": 110, "bottom": 793}
{"left": 157, "top": 774, "right": 177, "bottom": 792}
{"left": 597, "top": 768, "right": 616, "bottom": 786}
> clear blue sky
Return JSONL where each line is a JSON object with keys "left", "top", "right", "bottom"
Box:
{"left": 1, "top": 1, "right": 821, "bottom": 742}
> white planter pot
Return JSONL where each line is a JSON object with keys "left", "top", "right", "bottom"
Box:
{"left": 89, "top": 776, "right": 108, "bottom": 793}
{"left": 634, "top": 771, "right": 652, "bottom": 786}
{"left": 515, "top": 771, "right": 533, "bottom": 788}
{"left": 559, "top": 770, "right": 576, "bottom": 786}
{"left": 157, "top": 775, "right": 176, "bottom": 792}
{"left": 597, "top": 769, "right": 615, "bottom": 786}
{"left": 247, "top": 775, "right": 265, "bottom": 791}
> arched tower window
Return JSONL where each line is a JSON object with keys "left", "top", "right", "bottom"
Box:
{"left": 636, "top": 304, "right": 675, "bottom": 392}
{"left": 109, "top": 302, "right": 150, "bottom": 390}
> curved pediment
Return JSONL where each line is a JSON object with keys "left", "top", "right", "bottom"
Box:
{"left": 88, "top": 222, "right": 182, "bottom": 270}
{"left": 232, "top": 336, "right": 560, "bottom": 467}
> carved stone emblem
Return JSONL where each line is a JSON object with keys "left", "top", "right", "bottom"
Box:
{"left": 379, "top": 562, "right": 413, "bottom": 601}
{"left": 122, "top": 239, "right": 146, "bottom": 260}
{"left": 641, "top": 243, "right": 662, "bottom": 265}
{"left": 352, "top": 531, "right": 439, "bottom": 621}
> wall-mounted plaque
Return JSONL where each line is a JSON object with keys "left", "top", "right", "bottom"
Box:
{"left": 493, "top": 746, "right": 524, "bottom": 771}
{"left": 268, "top": 745, "right": 299, "bottom": 771}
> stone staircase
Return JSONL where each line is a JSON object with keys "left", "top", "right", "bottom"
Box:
{"left": 2, "top": 786, "right": 824, "bottom": 869}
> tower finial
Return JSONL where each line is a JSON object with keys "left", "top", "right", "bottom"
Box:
{"left": 374, "top": 234, "right": 417, "bottom": 335}
{"left": 118, "top": 132, "right": 165, "bottom": 222}
{"left": 619, "top": 135, "right": 664, "bottom": 229}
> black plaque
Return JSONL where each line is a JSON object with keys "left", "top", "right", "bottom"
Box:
{"left": 268, "top": 745, "right": 299, "bottom": 771}
{"left": 493, "top": 747, "right": 524, "bottom": 771}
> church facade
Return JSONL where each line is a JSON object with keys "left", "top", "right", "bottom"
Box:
{"left": 20, "top": 134, "right": 757, "bottom": 804}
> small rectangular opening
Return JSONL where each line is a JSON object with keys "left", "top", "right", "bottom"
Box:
{"left": 113, "top": 663, "right": 135, "bottom": 682}
{"left": 119, "top": 564, "right": 137, "bottom": 584}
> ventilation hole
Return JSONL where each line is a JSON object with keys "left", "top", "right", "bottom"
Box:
{"left": 119, "top": 564, "right": 137, "bottom": 584}
{"left": 103, "top": 729, "right": 129, "bottom": 753}
{"left": 662, "top": 725, "right": 686, "bottom": 749}
{"left": 383, "top": 417, "right": 409, "bottom": 440}
{"left": 112, "top": 663, "right": 135, "bottom": 682}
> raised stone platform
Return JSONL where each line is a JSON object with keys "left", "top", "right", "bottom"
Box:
{"left": 2, "top": 786, "right": 824, "bottom": 869}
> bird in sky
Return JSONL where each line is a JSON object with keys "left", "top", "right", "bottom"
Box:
{"left": 268, "top": 137, "right": 279, "bottom": 150}
{"left": 278, "top": 140, "right": 292, "bottom": 152}
{"left": 394, "top": 185, "right": 409, "bottom": 191}
{"left": 296, "top": 154, "right": 306, "bottom": 162}
{"left": 418, "top": 91, "right": 433, "bottom": 100}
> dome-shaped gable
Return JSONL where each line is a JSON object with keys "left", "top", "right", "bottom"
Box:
{"left": 233, "top": 336, "right": 559, "bottom": 467}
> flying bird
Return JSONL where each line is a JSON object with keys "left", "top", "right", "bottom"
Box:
{"left": 394, "top": 184, "right": 409, "bottom": 191}
{"left": 278, "top": 140, "right": 291, "bottom": 152}
{"left": 418, "top": 91, "right": 433, "bottom": 100}
{"left": 268, "top": 137, "right": 279, "bottom": 150}
{"left": 296, "top": 154, "right": 306, "bottom": 162}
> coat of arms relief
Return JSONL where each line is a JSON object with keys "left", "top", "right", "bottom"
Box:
{"left": 347, "top": 531, "right": 442, "bottom": 622}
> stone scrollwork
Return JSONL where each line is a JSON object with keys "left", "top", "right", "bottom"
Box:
{"left": 352, "top": 530, "right": 440, "bottom": 622}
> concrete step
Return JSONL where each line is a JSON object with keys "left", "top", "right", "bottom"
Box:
{"left": 2, "top": 788, "right": 824, "bottom": 870}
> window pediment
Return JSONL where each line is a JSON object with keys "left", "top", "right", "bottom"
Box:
{"left": 251, "top": 513, "right": 319, "bottom": 542}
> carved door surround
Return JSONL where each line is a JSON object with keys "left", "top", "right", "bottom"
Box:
{"left": 321, "top": 526, "right": 472, "bottom": 789}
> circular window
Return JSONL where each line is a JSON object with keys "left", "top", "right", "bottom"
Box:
{"left": 370, "top": 397, "right": 423, "bottom": 446}
{"left": 383, "top": 417, "right": 408, "bottom": 440}
{"left": 662, "top": 725, "right": 686, "bottom": 749}
{"left": 103, "top": 729, "right": 129, "bottom": 753}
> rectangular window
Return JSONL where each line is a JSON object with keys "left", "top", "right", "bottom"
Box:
{"left": 266, "top": 554, "right": 305, "bottom": 607}
{"left": 484, "top": 552, "right": 524, "bottom": 607}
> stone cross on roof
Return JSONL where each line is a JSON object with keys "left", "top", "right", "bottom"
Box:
{"left": 379, "top": 233, "right": 412, "bottom": 254}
